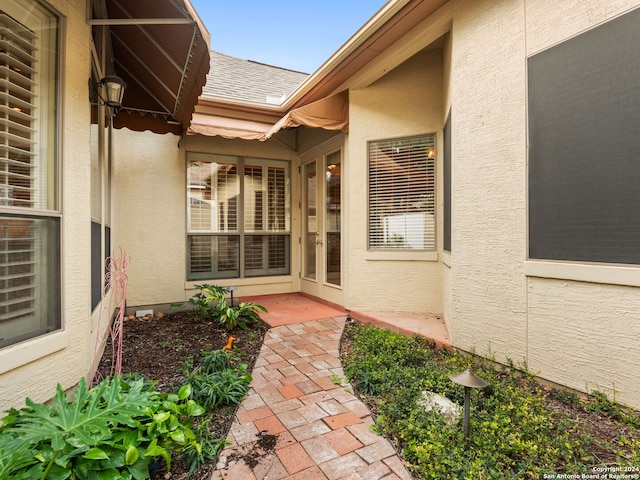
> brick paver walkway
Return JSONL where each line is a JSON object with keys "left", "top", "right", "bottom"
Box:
{"left": 211, "top": 316, "right": 413, "bottom": 480}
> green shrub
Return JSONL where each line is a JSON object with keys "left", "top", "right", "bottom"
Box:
{"left": 188, "top": 284, "right": 228, "bottom": 321}
{"left": 0, "top": 376, "right": 207, "bottom": 480}
{"left": 187, "top": 349, "right": 252, "bottom": 410}
{"left": 188, "top": 285, "right": 267, "bottom": 330}
{"left": 342, "top": 324, "right": 640, "bottom": 479}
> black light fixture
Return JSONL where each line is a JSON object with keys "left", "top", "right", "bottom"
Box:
{"left": 450, "top": 369, "right": 488, "bottom": 440}
{"left": 101, "top": 75, "right": 126, "bottom": 109}
{"left": 228, "top": 286, "right": 237, "bottom": 307}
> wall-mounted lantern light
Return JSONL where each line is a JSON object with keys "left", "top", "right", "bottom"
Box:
{"left": 450, "top": 369, "right": 488, "bottom": 441}
{"left": 101, "top": 75, "right": 126, "bottom": 109}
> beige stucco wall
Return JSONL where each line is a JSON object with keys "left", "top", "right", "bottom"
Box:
{"left": 113, "top": 130, "right": 187, "bottom": 306}
{"left": 346, "top": 49, "right": 444, "bottom": 314}
{"left": 447, "top": 0, "right": 528, "bottom": 362}
{"left": 440, "top": 0, "right": 640, "bottom": 407}
{"left": 521, "top": 0, "right": 640, "bottom": 407}
{"left": 0, "top": 0, "right": 104, "bottom": 410}
{"left": 115, "top": 132, "right": 300, "bottom": 309}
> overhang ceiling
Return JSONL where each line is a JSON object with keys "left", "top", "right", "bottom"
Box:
{"left": 90, "top": 0, "right": 210, "bottom": 135}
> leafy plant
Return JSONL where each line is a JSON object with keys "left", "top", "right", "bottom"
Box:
{"left": 217, "top": 302, "right": 267, "bottom": 330}
{"left": 182, "top": 416, "right": 230, "bottom": 476}
{"left": 199, "top": 348, "right": 233, "bottom": 373}
{"left": 342, "top": 324, "right": 640, "bottom": 479}
{"left": 187, "top": 285, "right": 266, "bottom": 329}
{"left": 0, "top": 376, "right": 208, "bottom": 480}
{"left": 188, "top": 367, "right": 252, "bottom": 410}
{"left": 188, "top": 284, "right": 228, "bottom": 321}
{"left": 187, "top": 349, "right": 252, "bottom": 410}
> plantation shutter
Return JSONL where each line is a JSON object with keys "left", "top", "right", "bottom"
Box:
{"left": 0, "top": 13, "right": 38, "bottom": 209}
{"left": 244, "top": 165, "right": 263, "bottom": 232}
{"left": 0, "top": 13, "right": 37, "bottom": 331}
{"left": 0, "top": 7, "right": 60, "bottom": 347}
{"left": 267, "top": 166, "right": 286, "bottom": 232}
{"left": 368, "top": 134, "right": 436, "bottom": 250}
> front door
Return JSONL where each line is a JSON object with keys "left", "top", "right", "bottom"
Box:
{"left": 300, "top": 147, "right": 342, "bottom": 305}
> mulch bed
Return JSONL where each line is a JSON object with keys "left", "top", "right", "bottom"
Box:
{"left": 95, "top": 310, "right": 268, "bottom": 480}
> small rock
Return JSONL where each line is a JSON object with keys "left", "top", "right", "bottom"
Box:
{"left": 417, "top": 391, "right": 461, "bottom": 424}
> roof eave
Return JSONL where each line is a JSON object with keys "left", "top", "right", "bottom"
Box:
{"left": 280, "top": 0, "right": 411, "bottom": 109}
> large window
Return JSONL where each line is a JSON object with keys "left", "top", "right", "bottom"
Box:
{"left": 0, "top": 1, "right": 61, "bottom": 348}
{"left": 528, "top": 7, "right": 640, "bottom": 265}
{"left": 368, "top": 134, "right": 436, "bottom": 250}
{"left": 187, "top": 153, "right": 290, "bottom": 280}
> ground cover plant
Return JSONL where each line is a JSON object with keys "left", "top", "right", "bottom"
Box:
{"left": 0, "top": 295, "right": 267, "bottom": 480}
{"left": 340, "top": 322, "right": 640, "bottom": 479}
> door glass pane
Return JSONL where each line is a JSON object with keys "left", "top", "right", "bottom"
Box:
{"left": 325, "top": 152, "right": 341, "bottom": 286}
{"left": 304, "top": 162, "right": 316, "bottom": 280}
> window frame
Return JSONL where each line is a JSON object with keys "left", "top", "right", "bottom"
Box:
{"left": 367, "top": 133, "right": 437, "bottom": 253}
{"left": 527, "top": 7, "right": 640, "bottom": 267}
{"left": 186, "top": 153, "right": 291, "bottom": 280}
{"left": 0, "top": 0, "right": 62, "bottom": 350}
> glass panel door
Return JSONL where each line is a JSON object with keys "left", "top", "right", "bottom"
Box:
{"left": 300, "top": 146, "right": 343, "bottom": 304}
{"left": 325, "top": 152, "right": 341, "bottom": 286}
{"left": 303, "top": 162, "right": 317, "bottom": 280}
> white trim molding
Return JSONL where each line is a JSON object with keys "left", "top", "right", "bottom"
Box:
{"left": 524, "top": 260, "right": 640, "bottom": 288}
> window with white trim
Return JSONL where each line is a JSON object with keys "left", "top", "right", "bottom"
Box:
{"left": 0, "top": 1, "right": 61, "bottom": 348}
{"left": 368, "top": 134, "right": 436, "bottom": 250}
{"left": 187, "top": 153, "right": 290, "bottom": 280}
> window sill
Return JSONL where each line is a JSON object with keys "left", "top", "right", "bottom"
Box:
{"left": 366, "top": 251, "right": 438, "bottom": 262}
{"left": 524, "top": 260, "right": 640, "bottom": 288}
{"left": 0, "top": 331, "right": 68, "bottom": 375}
{"left": 185, "top": 275, "right": 294, "bottom": 290}
{"left": 441, "top": 251, "right": 451, "bottom": 267}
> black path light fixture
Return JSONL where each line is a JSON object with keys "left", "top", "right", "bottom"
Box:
{"left": 228, "top": 286, "right": 237, "bottom": 307}
{"left": 101, "top": 75, "right": 126, "bottom": 109}
{"left": 450, "top": 369, "right": 488, "bottom": 440}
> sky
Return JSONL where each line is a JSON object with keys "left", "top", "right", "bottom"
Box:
{"left": 189, "top": 1, "right": 388, "bottom": 74}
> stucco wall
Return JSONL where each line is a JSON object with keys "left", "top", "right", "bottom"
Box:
{"left": 441, "top": 0, "right": 640, "bottom": 407}
{"left": 113, "top": 130, "right": 187, "bottom": 307}
{"left": 521, "top": 0, "right": 640, "bottom": 407}
{"left": 115, "top": 132, "right": 300, "bottom": 309}
{"left": 447, "top": 0, "right": 528, "bottom": 363}
{"left": 0, "top": 0, "right": 98, "bottom": 410}
{"left": 347, "top": 49, "right": 444, "bottom": 314}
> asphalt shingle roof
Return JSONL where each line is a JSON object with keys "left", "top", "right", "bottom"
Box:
{"left": 202, "top": 51, "right": 309, "bottom": 105}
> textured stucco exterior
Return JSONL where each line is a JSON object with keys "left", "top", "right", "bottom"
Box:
{"left": 0, "top": 0, "right": 114, "bottom": 410}
{"left": 346, "top": 49, "right": 444, "bottom": 313}
{"left": 115, "top": 132, "right": 300, "bottom": 309}
{"left": 4, "top": 0, "right": 639, "bottom": 412}
{"left": 520, "top": 0, "right": 640, "bottom": 407}
{"left": 441, "top": 0, "right": 640, "bottom": 407}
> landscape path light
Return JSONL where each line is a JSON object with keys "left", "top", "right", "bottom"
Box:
{"left": 450, "top": 369, "right": 488, "bottom": 441}
{"left": 228, "top": 286, "right": 237, "bottom": 307}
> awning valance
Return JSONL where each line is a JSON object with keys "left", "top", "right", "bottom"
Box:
{"left": 188, "top": 114, "right": 273, "bottom": 141}
{"left": 91, "top": 0, "right": 210, "bottom": 135}
{"left": 265, "top": 91, "right": 349, "bottom": 139}
{"left": 189, "top": 91, "right": 349, "bottom": 141}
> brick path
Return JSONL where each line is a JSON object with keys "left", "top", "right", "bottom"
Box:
{"left": 211, "top": 316, "right": 413, "bottom": 480}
